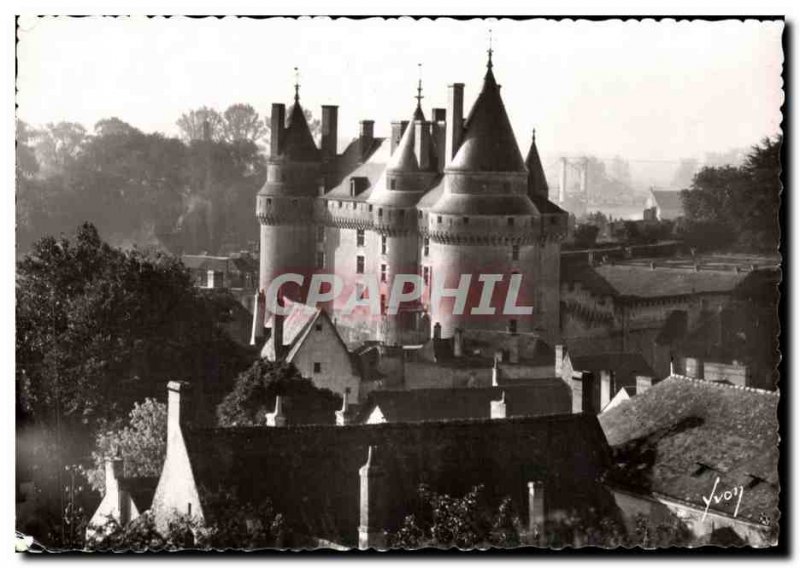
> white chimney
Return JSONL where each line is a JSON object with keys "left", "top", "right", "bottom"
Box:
{"left": 490, "top": 391, "right": 507, "bottom": 420}
{"left": 266, "top": 395, "right": 287, "bottom": 427}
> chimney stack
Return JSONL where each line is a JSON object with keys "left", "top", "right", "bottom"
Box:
{"left": 490, "top": 391, "right": 507, "bottom": 419}
{"left": 358, "top": 446, "right": 388, "bottom": 550}
{"left": 321, "top": 105, "right": 339, "bottom": 161}
{"left": 492, "top": 358, "right": 500, "bottom": 387}
{"left": 527, "top": 481, "right": 546, "bottom": 545}
{"left": 167, "top": 381, "right": 192, "bottom": 449}
{"left": 104, "top": 452, "right": 132, "bottom": 526}
{"left": 266, "top": 395, "right": 287, "bottom": 427}
{"left": 600, "top": 371, "right": 612, "bottom": 411}
{"left": 431, "top": 108, "right": 447, "bottom": 172}
{"left": 453, "top": 327, "right": 463, "bottom": 358}
{"left": 390, "top": 121, "right": 408, "bottom": 154}
{"left": 270, "top": 103, "right": 286, "bottom": 158}
{"left": 555, "top": 345, "right": 566, "bottom": 378}
{"left": 445, "top": 83, "right": 464, "bottom": 165}
{"left": 581, "top": 372, "right": 597, "bottom": 414}
{"left": 336, "top": 389, "right": 352, "bottom": 426}
{"left": 359, "top": 120, "right": 375, "bottom": 160}
{"left": 414, "top": 121, "right": 431, "bottom": 170}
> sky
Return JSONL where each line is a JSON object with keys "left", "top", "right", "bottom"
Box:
{"left": 16, "top": 16, "right": 783, "bottom": 166}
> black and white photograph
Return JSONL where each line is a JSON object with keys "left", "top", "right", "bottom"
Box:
{"left": 11, "top": 11, "right": 787, "bottom": 555}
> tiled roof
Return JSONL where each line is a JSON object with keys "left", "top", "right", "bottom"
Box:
{"left": 182, "top": 413, "right": 613, "bottom": 544}
{"left": 448, "top": 66, "right": 526, "bottom": 173}
{"left": 181, "top": 255, "right": 232, "bottom": 273}
{"left": 599, "top": 375, "right": 779, "bottom": 525}
{"left": 358, "top": 380, "right": 571, "bottom": 423}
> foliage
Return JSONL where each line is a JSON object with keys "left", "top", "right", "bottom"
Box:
{"left": 574, "top": 224, "right": 600, "bottom": 248}
{"left": 387, "top": 484, "right": 523, "bottom": 549}
{"left": 216, "top": 359, "right": 342, "bottom": 427}
{"left": 681, "top": 136, "right": 781, "bottom": 252}
{"left": 16, "top": 223, "right": 251, "bottom": 429}
{"left": 85, "top": 398, "right": 167, "bottom": 493}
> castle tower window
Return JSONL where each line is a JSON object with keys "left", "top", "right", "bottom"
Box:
{"left": 316, "top": 226, "right": 325, "bottom": 243}
{"left": 507, "top": 217, "right": 515, "bottom": 226}
{"left": 423, "top": 266, "right": 430, "bottom": 285}
{"left": 353, "top": 202, "right": 358, "bottom": 210}
{"left": 380, "top": 263, "right": 387, "bottom": 283}
{"left": 266, "top": 198, "right": 272, "bottom": 206}
{"left": 381, "top": 235, "right": 387, "bottom": 255}
{"left": 356, "top": 229, "right": 365, "bottom": 247}
{"left": 369, "top": 205, "right": 373, "bottom": 212}
{"left": 313, "top": 362, "right": 322, "bottom": 373}
{"left": 338, "top": 201, "right": 343, "bottom": 209}
{"left": 389, "top": 179, "right": 397, "bottom": 190}
{"left": 378, "top": 208, "right": 383, "bottom": 218}
{"left": 437, "top": 216, "right": 442, "bottom": 224}
{"left": 316, "top": 252, "right": 325, "bottom": 269}
{"left": 424, "top": 238, "right": 429, "bottom": 257}
{"left": 357, "top": 255, "right": 365, "bottom": 274}
{"left": 463, "top": 217, "right": 469, "bottom": 225}
{"left": 512, "top": 245, "right": 520, "bottom": 261}
{"left": 508, "top": 320, "right": 518, "bottom": 335}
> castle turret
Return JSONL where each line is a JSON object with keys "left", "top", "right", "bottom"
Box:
{"left": 255, "top": 71, "right": 322, "bottom": 339}
{"left": 427, "top": 51, "right": 557, "bottom": 338}
{"left": 366, "top": 74, "right": 440, "bottom": 345}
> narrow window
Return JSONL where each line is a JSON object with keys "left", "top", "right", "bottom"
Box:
{"left": 313, "top": 362, "right": 322, "bottom": 373}
{"left": 380, "top": 294, "right": 387, "bottom": 315}
{"left": 507, "top": 217, "right": 515, "bottom": 227}
{"left": 424, "top": 238, "right": 430, "bottom": 257}
{"left": 381, "top": 235, "right": 387, "bottom": 255}
{"left": 437, "top": 216, "right": 442, "bottom": 224}
{"left": 266, "top": 198, "right": 272, "bottom": 206}
{"left": 350, "top": 178, "right": 357, "bottom": 196}
{"left": 378, "top": 208, "right": 383, "bottom": 218}
{"left": 381, "top": 263, "right": 387, "bottom": 283}
{"left": 423, "top": 266, "right": 430, "bottom": 285}
{"left": 356, "top": 229, "right": 365, "bottom": 247}
{"left": 512, "top": 245, "right": 520, "bottom": 261}
{"left": 316, "top": 252, "right": 325, "bottom": 269}
{"left": 357, "top": 255, "right": 365, "bottom": 274}
{"left": 509, "top": 320, "right": 517, "bottom": 334}
{"left": 316, "top": 225, "right": 325, "bottom": 243}
{"left": 463, "top": 217, "right": 469, "bottom": 225}
{"left": 389, "top": 179, "right": 397, "bottom": 190}
{"left": 369, "top": 205, "right": 373, "bottom": 212}
{"left": 315, "top": 322, "right": 323, "bottom": 331}
{"left": 338, "top": 201, "right": 343, "bottom": 209}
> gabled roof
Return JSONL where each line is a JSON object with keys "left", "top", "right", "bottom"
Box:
{"left": 650, "top": 189, "right": 684, "bottom": 215}
{"left": 448, "top": 65, "right": 526, "bottom": 173}
{"left": 358, "top": 380, "right": 572, "bottom": 424}
{"left": 278, "top": 102, "right": 321, "bottom": 162}
{"left": 324, "top": 138, "right": 390, "bottom": 201}
{"left": 181, "top": 413, "right": 613, "bottom": 544}
{"left": 599, "top": 375, "right": 779, "bottom": 524}
{"left": 385, "top": 115, "right": 438, "bottom": 174}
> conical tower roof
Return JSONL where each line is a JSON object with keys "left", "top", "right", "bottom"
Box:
{"left": 386, "top": 106, "right": 437, "bottom": 173}
{"left": 526, "top": 129, "right": 549, "bottom": 198}
{"left": 448, "top": 64, "right": 526, "bottom": 173}
{"left": 280, "top": 100, "right": 321, "bottom": 162}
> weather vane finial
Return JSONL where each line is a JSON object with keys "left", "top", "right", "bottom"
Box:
{"left": 487, "top": 28, "right": 494, "bottom": 69}
{"left": 294, "top": 66, "right": 300, "bottom": 103}
{"left": 415, "top": 63, "right": 424, "bottom": 109}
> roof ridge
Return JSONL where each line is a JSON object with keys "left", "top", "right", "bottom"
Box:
{"left": 668, "top": 373, "right": 779, "bottom": 396}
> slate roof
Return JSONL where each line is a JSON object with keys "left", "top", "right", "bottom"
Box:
{"left": 182, "top": 254, "right": 258, "bottom": 274}
{"left": 650, "top": 190, "right": 685, "bottom": 218}
{"left": 448, "top": 65, "right": 526, "bottom": 173}
{"left": 358, "top": 380, "right": 572, "bottom": 423}
{"left": 385, "top": 109, "right": 437, "bottom": 173}
{"left": 564, "top": 262, "right": 749, "bottom": 300}
{"left": 599, "top": 375, "right": 780, "bottom": 525}
{"left": 182, "top": 413, "right": 614, "bottom": 544}
{"left": 324, "top": 138, "right": 390, "bottom": 201}
{"left": 279, "top": 102, "right": 321, "bottom": 162}
{"left": 525, "top": 132, "right": 549, "bottom": 198}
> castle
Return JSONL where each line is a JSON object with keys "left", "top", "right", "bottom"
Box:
{"left": 253, "top": 51, "right": 568, "bottom": 352}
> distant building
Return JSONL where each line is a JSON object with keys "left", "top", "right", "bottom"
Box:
{"left": 644, "top": 188, "right": 684, "bottom": 221}
{"left": 182, "top": 252, "right": 259, "bottom": 314}
{"left": 599, "top": 374, "right": 779, "bottom": 547}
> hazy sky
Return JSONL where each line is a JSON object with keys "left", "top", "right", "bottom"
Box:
{"left": 17, "top": 16, "right": 783, "bottom": 164}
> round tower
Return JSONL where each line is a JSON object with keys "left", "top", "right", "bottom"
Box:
{"left": 427, "top": 54, "right": 541, "bottom": 338}
{"left": 255, "top": 77, "right": 321, "bottom": 337}
{"left": 367, "top": 79, "right": 439, "bottom": 345}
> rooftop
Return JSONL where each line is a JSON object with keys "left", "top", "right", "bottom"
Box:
{"left": 599, "top": 374, "right": 779, "bottom": 524}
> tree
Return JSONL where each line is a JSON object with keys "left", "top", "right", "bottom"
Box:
{"left": 176, "top": 107, "right": 224, "bottom": 142}
{"left": 681, "top": 136, "right": 781, "bottom": 252}
{"left": 33, "top": 121, "right": 87, "bottom": 176}
{"left": 221, "top": 103, "right": 268, "bottom": 144}
{"left": 85, "top": 398, "right": 167, "bottom": 494}
{"left": 16, "top": 222, "right": 251, "bottom": 428}
{"left": 574, "top": 224, "right": 600, "bottom": 248}
{"left": 216, "top": 360, "right": 341, "bottom": 427}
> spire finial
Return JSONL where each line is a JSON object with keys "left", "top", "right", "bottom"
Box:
{"left": 487, "top": 28, "right": 494, "bottom": 69}
{"left": 293, "top": 66, "right": 300, "bottom": 103}
{"left": 415, "top": 63, "right": 424, "bottom": 109}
